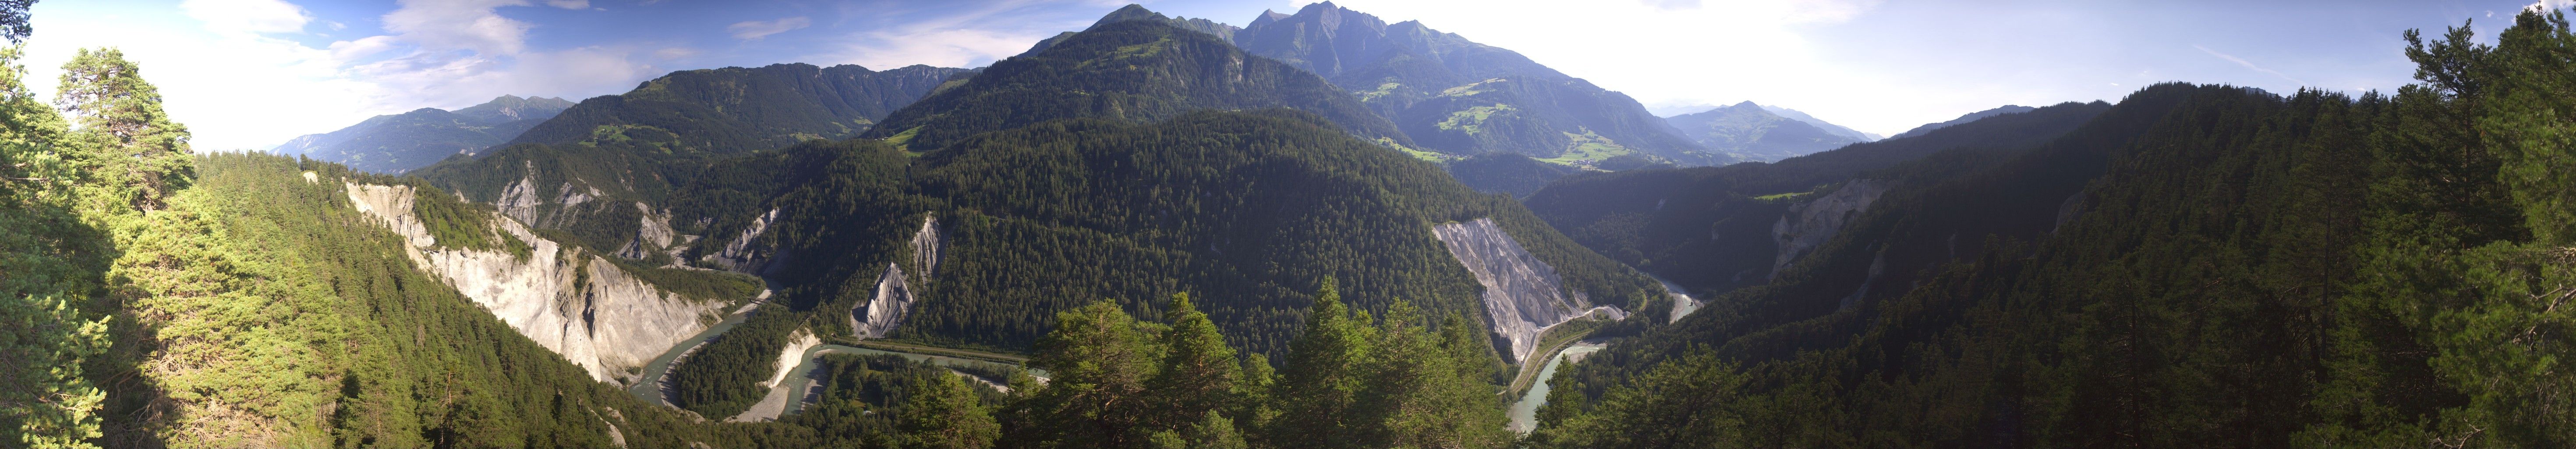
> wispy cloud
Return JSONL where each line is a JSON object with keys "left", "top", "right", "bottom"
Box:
{"left": 2194, "top": 44, "right": 2306, "bottom": 86}
{"left": 807, "top": 0, "right": 1076, "bottom": 70}
{"left": 728, "top": 16, "right": 811, "bottom": 40}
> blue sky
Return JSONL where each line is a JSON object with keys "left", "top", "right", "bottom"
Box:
{"left": 20, "top": 0, "right": 2560, "bottom": 151}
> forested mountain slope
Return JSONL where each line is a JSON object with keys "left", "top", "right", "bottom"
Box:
{"left": 1443, "top": 152, "right": 1579, "bottom": 198}
{"left": 401, "top": 63, "right": 968, "bottom": 257}
{"left": 270, "top": 95, "right": 573, "bottom": 174}
{"left": 0, "top": 45, "right": 825, "bottom": 445}
{"left": 1522, "top": 99, "right": 2109, "bottom": 295}
{"left": 764, "top": 110, "right": 1665, "bottom": 358}
{"left": 1530, "top": 14, "right": 2576, "bottom": 448}
{"left": 1888, "top": 104, "right": 2038, "bottom": 139}
{"left": 1229, "top": 2, "right": 1720, "bottom": 165}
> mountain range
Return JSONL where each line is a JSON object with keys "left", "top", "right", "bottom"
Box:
{"left": 1051, "top": 3, "right": 1727, "bottom": 168}
{"left": 269, "top": 95, "right": 574, "bottom": 173}
{"left": 1663, "top": 101, "right": 1873, "bottom": 162}
{"left": 1759, "top": 103, "right": 1882, "bottom": 141}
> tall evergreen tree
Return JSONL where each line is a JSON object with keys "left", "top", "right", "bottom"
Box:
{"left": 1145, "top": 293, "right": 1242, "bottom": 431}
{"left": 1015, "top": 299, "right": 1161, "bottom": 448}
{"left": 1354, "top": 303, "right": 1511, "bottom": 449}
{"left": 1269, "top": 278, "right": 1375, "bottom": 449}
{"left": 53, "top": 47, "right": 187, "bottom": 210}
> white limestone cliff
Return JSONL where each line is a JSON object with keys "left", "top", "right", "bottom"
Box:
{"left": 853, "top": 216, "right": 943, "bottom": 339}
{"left": 762, "top": 329, "right": 822, "bottom": 389}
{"left": 1772, "top": 178, "right": 1890, "bottom": 279}
{"left": 344, "top": 182, "right": 730, "bottom": 384}
{"left": 729, "top": 329, "right": 822, "bottom": 423}
{"left": 1433, "top": 217, "right": 1623, "bottom": 365}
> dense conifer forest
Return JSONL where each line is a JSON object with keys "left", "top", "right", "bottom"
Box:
{"left": 1527, "top": 14, "right": 2576, "bottom": 448}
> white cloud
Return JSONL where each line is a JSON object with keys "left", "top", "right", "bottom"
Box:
{"left": 2530, "top": 0, "right": 2576, "bottom": 13}
{"left": 545, "top": 0, "right": 589, "bottom": 9}
{"left": 25, "top": 0, "right": 653, "bottom": 152}
{"left": 2194, "top": 44, "right": 2306, "bottom": 86}
{"left": 30, "top": 2, "right": 375, "bottom": 151}
{"left": 382, "top": 0, "right": 538, "bottom": 56}
{"left": 728, "top": 16, "right": 812, "bottom": 40}
{"left": 180, "top": 0, "right": 311, "bottom": 35}
{"left": 804, "top": 1, "right": 1076, "bottom": 70}
{"left": 825, "top": 28, "right": 1044, "bottom": 70}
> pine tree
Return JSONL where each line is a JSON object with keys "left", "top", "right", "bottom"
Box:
{"left": 1145, "top": 293, "right": 1242, "bottom": 432}
{"left": 1015, "top": 299, "right": 1161, "bottom": 448}
{"left": 53, "top": 47, "right": 188, "bottom": 210}
{"left": 1354, "top": 303, "right": 1511, "bottom": 449}
{"left": 900, "top": 372, "right": 1000, "bottom": 449}
{"left": 1270, "top": 278, "right": 1376, "bottom": 449}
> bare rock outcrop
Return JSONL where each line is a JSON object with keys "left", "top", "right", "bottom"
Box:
{"left": 1772, "top": 178, "right": 1890, "bottom": 279}
{"left": 853, "top": 216, "right": 943, "bottom": 339}
{"left": 345, "top": 182, "right": 729, "bottom": 384}
{"left": 700, "top": 208, "right": 781, "bottom": 274}
{"left": 492, "top": 164, "right": 603, "bottom": 229}
{"left": 1433, "top": 217, "right": 1623, "bottom": 365}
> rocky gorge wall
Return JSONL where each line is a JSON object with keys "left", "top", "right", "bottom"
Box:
{"left": 1433, "top": 217, "right": 1624, "bottom": 365}
{"left": 1771, "top": 178, "right": 1890, "bottom": 279}
{"left": 345, "top": 182, "right": 732, "bottom": 384}
{"left": 853, "top": 216, "right": 943, "bottom": 339}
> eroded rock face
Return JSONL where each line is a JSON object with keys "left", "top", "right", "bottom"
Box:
{"left": 855, "top": 264, "right": 912, "bottom": 339}
{"left": 619, "top": 202, "right": 680, "bottom": 260}
{"left": 492, "top": 164, "right": 602, "bottom": 229}
{"left": 1433, "top": 217, "right": 1622, "bottom": 365}
{"left": 346, "top": 182, "right": 728, "bottom": 384}
{"left": 700, "top": 208, "right": 780, "bottom": 274}
{"left": 853, "top": 216, "right": 943, "bottom": 339}
{"left": 1772, "top": 178, "right": 1890, "bottom": 279}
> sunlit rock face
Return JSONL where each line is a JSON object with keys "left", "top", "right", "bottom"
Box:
{"left": 1771, "top": 178, "right": 1890, "bottom": 279}
{"left": 732, "top": 329, "right": 822, "bottom": 423}
{"left": 1433, "top": 217, "right": 1623, "bottom": 365}
{"left": 854, "top": 216, "right": 943, "bottom": 339}
{"left": 345, "top": 182, "right": 726, "bottom": 384}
